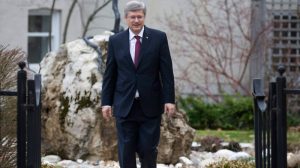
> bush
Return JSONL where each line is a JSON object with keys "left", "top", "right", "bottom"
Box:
{"left": 226, "top": 141, "right": 242, "bottom": 152}
{"left": 200, "top": 136, "right": 223, "bottom": 152}
{"left": 41, "top": 164, "right": 57, "bottom": 168}
{"left": 0, "top": 45, "right": 26, "bottom": 167}
{"left": 178, "top": 96, "right": 222, "bottom": 129}
{"left": 287, "top": 112, "right": 300, "bottom": 127}
{"left": 207, "top": 159, "right": 255, "bottom": 168}
{"left": 178, "top": 95, "right": 254, "bottom": 130}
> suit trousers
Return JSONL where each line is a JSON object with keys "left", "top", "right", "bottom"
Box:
{"left": 115, "top": 99, "right": 161, "bottom": 168}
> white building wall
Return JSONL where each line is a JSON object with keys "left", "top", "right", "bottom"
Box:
{"left": 0, "top": 0, "right": 252, "bottom": 96}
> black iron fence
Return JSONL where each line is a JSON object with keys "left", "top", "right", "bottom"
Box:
{"left": 253, "top": 65, "right": 300, "bottom": 168}
{"left": 0, "top": 62, "right": 41, "bottom": 168}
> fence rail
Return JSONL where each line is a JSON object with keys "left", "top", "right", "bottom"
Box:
{"left": 0, "top": 62, "right": 41, "bottom": 168}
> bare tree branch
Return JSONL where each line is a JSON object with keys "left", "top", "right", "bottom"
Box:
{"left": 82, "top": 0, "right": 112, "bottom": 37}
{"left": 63, "top": 0, "right": 78, "bottom": 43}
{"left": 162, "top": 0, "right": 271, "bottom": 101}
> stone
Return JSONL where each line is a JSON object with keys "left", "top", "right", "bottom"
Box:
{"left": 77, "top": 159, "right": 84, "bottom": 164}
{"left": 175, "top": 163, "right": 183, "bottom": 168}
{"left": 40, "top": 32, "right": 195, "bottom": 164}
{"left": 157, "top": 163, "right": 170, "bottom": 168}
{"left": 228, "top": 151, "right": 251, "bottom": 160}
{"left": 40, "top": 33, "right": 118, "bottom": 161}
{"left": 56, "top": 160, "right": 79, "bottom": 167}
{"left": 158, "top": 113, "right": 195, "bottom": 164}
{"left": 179, "top": 156, "right": 193, "bottom": 165}
{"left": 214, "top": 149, "right": 235, "bottom": 159}
{"left": 42, "top": 155, "right": 61, "bottom": 164}
{"left": 199, "top": 158, "right": 219, "bottom": 168}
{"left": 287, "top": 152, "right": 300, "bottom": 168}
{"left": 191, "top": 141, "right": 201, "bottom": 151}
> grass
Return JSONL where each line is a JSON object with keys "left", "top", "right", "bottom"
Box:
{"left": 195, "top": 130, "right": 254, "bottom": 143}
{"left": 195, "top": 129, "right": 300, "bottom": 144}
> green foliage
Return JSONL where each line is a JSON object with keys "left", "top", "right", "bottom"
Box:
{"left": 207, "top": 159, "right": 255, "bottom": 168}
{"left": 287, "top": 112, "right": 300, "bottom": 126}
{"left": 178, "top": 95, "right": 254, "bottom": 130}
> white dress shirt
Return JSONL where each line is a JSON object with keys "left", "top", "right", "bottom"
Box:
{"left": 129, "top": 27, "right": 144, "bottom": 98}
{"left": 129, "top": 27, "right": 144, "bottom": 62}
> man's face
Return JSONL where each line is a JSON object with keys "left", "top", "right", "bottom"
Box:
{"left": 125, "top": 10, "right": 145, "bottom": 35}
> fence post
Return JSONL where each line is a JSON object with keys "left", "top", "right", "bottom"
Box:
{"left": 34, "top": 74, "right": 41, "bottom": 168}
{"left": 275, "top": 65, "right": 287, "bottom": 168}
{"left": 269, "top": 82, "right": 277, "bottom": 168}
{"left": 27, "top": 74, "right": 42, "bottom": 168}
{"left": 253, "top": 78, "right": 267, "bottom": 168}
{"left": 17, "top": 62, "right": 27, "bottom": 168}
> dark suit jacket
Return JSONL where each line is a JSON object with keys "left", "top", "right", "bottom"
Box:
{"left": 101, "top": 26, "right": 175, "bottom": 118}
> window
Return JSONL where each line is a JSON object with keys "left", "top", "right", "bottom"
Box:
{"left": 28, "top": 9, "right": 60, "bottom": 64}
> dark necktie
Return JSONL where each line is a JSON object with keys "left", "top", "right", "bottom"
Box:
{"left": 134, "top": 36, "right": 141, "bottom": 67}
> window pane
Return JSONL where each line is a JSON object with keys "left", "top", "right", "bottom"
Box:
{"left": 28, "top": 15, "right": 50, "bottom": 32}
{"left": 28, "top": 37, "right": 49, "bottom": 63}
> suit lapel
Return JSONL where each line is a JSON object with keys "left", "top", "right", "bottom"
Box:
{"left": 137, "top": 26, "right": 152, "bottom": 69}
{"left": 123, "top": 29, "right": 136, "bottom": 70}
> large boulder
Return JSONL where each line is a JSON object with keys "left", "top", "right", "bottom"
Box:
{"left": 40, "top": 32, "right": 195, "bottom": 164}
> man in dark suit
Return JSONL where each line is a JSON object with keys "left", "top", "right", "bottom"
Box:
{"left": 101, "top": 1, "right": 175, "bottom": 168}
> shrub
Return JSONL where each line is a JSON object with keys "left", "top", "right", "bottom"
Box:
{"left": 218, "top": 95, "right": 254, "bottom": 130}
{"left": 207, "top": 159, "right": 255, "bottom": 168}
{"left": 287, "top": 112, "right": 300, "bottom": 127}
{"left": 0, "top": 45, "right": 26, "bottom": 167}
{"left": 178, "top": 95, "right": 254, "bottom": 130}
{"left": 178, "top": 96, "right": 222, "bottom": 129}
{"left": 0, "top": 137, "right": 17, "bottom": 168}
{"left": 41, "top": 164, "right": 57, "bottom": 168}
{"left": 200, "top": 136, "right": 223, "bottom": 152}
{"left": 226, "top": 141, "right": 242, "bottom": 152}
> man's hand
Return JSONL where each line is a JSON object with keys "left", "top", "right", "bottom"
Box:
{"left": 102, "top": 106, "right": 112, "bottom": 121}
{"left": 164, "top": 103, "right": 176, "bottom": 118}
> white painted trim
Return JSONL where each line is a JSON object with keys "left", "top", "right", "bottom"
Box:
{"left": 28, "top": 32, "right": 49, "bottom": 37}
{"left": 27, "top": 9, "right": 61, "bottom": 67}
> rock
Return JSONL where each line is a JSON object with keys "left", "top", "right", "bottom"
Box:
{"left": 189, "top": 151, "right": 202, "bottom": 165}
{"left": 99, "top": 160, "right": 119, "bottom": 168}
{"left": 42, "top": 155, "right": 61, "bottom": 164}
{"left": 77, "top": 159, "right": 83, "bottom": 164}
{"left": 40, "top": 34, "right": 118, "bottom": 161}
{"left": 57, "top": 160, "right": 79, "bottom": 167}
{"left": 179, "top": 156, "right": 193, "bottom": 165}
{"left": 191, "top": 142, "right": 201, "bottom": 151}
{"left": 200, "top": 158, "right": 220, "bottom": 168}
{"left": 287, "top": 152, "right": 300, "bottom": 168}
{"left": 175, "top": 163, "right": 183, "bottom": 168}
{"left": 158, "top": 112, "right": 195, "bottom": 164}
{"left": 157, "top": 163, "right": 170, "bottom": 168}
{"left": 228, "top": 151, "right": 251, "bottom": 160}
{"left": 214, "top": 149, "right": 235, "bottom": 159}
{"left": 169, "top": 164, "right": 175, "bottom": 168}
{"left": 240, "top": 142, "right": 255, "bottom": 155}
{"left": 40, "top": 33, "right": 195, "bottom": 163}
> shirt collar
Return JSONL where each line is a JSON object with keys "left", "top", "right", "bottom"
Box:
{"left": 129, "top": 26, "right": 144, "bottom": 40}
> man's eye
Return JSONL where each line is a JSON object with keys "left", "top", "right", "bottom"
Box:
{"left": 130, "top": 16, "right": 143, "bottom": 20}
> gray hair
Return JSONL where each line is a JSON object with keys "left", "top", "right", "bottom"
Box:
{"left": 124, "top": 1, "right": 146, "bottom": 17}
